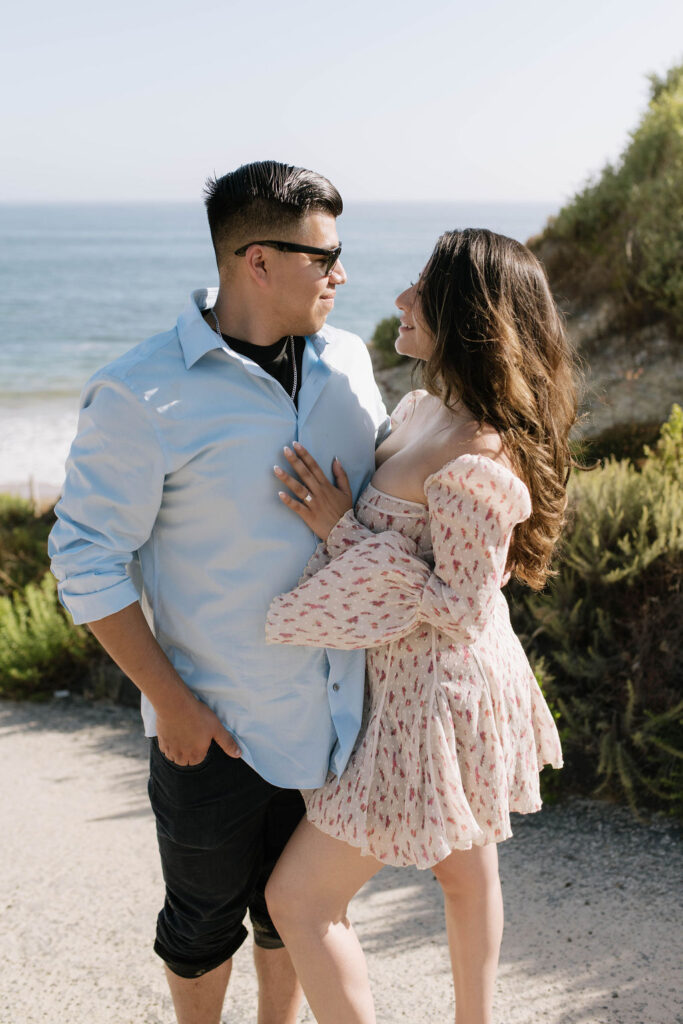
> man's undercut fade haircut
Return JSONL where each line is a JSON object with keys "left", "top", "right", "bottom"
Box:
{"left": 204, "top": 161, "right": 343, "bottom": 269}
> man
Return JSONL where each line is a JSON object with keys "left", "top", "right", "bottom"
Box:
{"left": 49, "top": 161, "right": 389, "bottom": 1024}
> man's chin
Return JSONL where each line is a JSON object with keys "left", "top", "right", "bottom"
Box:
{"left": 298, "top": 315, "right": 329, "bottom": 337}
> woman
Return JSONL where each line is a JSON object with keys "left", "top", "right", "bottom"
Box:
{"left": 265, "top": 229, "right": 578, "bottom": 1024}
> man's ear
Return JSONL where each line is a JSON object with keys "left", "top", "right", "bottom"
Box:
{"left": 242, "top": 245, "right": 271, "bottom": 288}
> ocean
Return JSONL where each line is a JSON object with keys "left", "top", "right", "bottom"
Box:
{"left": 0, "top": 200, "right": 556, "bottom": 492}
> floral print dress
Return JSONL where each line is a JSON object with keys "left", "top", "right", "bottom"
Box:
{"left": 266, "top": 393, "right": 562, "bottom": 869}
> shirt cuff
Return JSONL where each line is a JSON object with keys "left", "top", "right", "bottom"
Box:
{"left": 58, "top": 576, "right": 141, "bottom": 625}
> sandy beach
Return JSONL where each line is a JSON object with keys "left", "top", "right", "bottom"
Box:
{"left": 1, "top": 697, "right": 681, "bottom": 1024}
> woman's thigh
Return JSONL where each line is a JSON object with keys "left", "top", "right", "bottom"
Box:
{"left": 266, "top": 818, "right": 384, "bottom": 923}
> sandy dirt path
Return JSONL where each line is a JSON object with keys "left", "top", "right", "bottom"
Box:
{"left": 2, "top": 698, "right": 681, "bottom": 1024}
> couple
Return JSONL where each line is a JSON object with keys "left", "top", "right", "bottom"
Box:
{"left": 49, "top": 160, "right": 577, "bottom": 1024}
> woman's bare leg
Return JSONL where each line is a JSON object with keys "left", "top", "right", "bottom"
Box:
{"left": 432, "top": 844, "right": 503, "bottom": 1024}
{"left": 265, "top": 819, "right": 384, "bottom": 1024}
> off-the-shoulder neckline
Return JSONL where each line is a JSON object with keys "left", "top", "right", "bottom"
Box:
{"left": 366, "top": 453, "right": 526, "bottom": 510}
{"left": 390, "top": 394, "right": 525, "bottom": 494}
{"left": 423, "top": 453, "right": 527, "bottom": 498}
{"left": 363, "top": 481, "right": 429, "bottom": 511}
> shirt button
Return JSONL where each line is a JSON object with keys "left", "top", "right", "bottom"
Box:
{"left": 332, "top": 683, "right": 340, "bottom": 692}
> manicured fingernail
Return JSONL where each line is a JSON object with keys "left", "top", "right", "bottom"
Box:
{"left": 278, "top": 491, "right": 287, "bottom": 499}
{"left": 283, "top": 446, "right": 292, "bottom": 456}
{"left": 293, "top": 441, "right": 303, "bottom": 450}
{"left": 274, "top": 465, "right": 283, "bottom": 475}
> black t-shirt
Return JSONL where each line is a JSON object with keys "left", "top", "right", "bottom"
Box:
{"left": 222, "top": 333, "right": 305, "bottom": 406}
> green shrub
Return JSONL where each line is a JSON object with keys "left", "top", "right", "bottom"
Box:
{"left": 512, "top": 405, "right": 683, "bottom": 818}
{"left": 0, "top": 572, "right": 97, "bottom": 698}
{"left": 0, "top": 496, "right": 135, "bottom": 703}
{"left": 0, "top": 495, "right": 56, "bottom": 597}
{"left": 643, "top": 400, "right": 683, "bottom": 479}
{"left": 534, "top": 62, "right": 683, "bottom": 333}
{"left": 369, "top": 315, "right": 407, "bottom": 368}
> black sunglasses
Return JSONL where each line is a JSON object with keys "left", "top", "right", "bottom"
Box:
{"left": 233, "top": 239, "right": 342, "bottom": 276}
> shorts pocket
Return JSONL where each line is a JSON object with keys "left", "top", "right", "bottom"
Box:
{"left": 148, "top": 740, "right": 270, "bottom": 850}
{"left": 151, "top": 737, "right": 216, "bottom": 773}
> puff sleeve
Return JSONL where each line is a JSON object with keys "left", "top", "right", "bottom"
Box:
{"left": 266, "top": 455, "right": 531, "bottom": 650}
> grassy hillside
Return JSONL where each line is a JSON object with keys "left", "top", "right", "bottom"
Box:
{"left": 531, "top": 62, "right": 683, "bottom": 336}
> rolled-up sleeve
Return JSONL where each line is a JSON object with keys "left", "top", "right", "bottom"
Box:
{"left": 49, "top": 375, "right": 167, "bottom": 625}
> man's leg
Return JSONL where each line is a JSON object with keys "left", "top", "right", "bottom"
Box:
{"left": 165, "top": 960, "right": 232, "bottom": 1024}
{"left": 148, "top": 740, "right": 278, "bottom": 1023}
{"left": 164, "top": 947, "right": 302, "bottom": 1024}
{"left": 253, "top": 946, "right": 302, "bottom": 1024}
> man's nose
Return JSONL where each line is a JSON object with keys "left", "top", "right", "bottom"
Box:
{"left": 330, "top": 259, "right": 347, "bottom": 285}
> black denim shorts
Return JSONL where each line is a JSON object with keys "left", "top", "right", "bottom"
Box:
{"left": 148, "top": 737, "right": 305, "bottom": 979}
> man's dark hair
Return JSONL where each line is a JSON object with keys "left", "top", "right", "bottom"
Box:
{"left": 204, "top": 161, "right": 343, "bottom": 268}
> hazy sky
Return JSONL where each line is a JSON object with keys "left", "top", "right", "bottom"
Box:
{"left": 2, "top": 0, "right": 682, "bottom": 204}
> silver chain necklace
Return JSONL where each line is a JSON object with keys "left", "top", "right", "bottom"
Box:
{"left": 210, "top": 307, "right": 297, "bottom": 401}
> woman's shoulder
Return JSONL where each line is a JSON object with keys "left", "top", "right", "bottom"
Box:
{"left": 420, "top": 415, "right": 514, "bottom": 487}
{"left": 390, "top": 389, "right": 429, "bottom": 427}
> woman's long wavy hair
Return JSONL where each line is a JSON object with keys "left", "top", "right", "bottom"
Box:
{"left": 418, "top": 228, "right": 579, "bottom": 590}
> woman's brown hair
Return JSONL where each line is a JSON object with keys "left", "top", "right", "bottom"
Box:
{"left": 418, "top": 228, "right": 579, "bottom": 590}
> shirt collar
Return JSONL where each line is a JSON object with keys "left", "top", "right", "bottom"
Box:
{"left": 177, "top": 288, "right": 224, "bottom": 369}
{"left": 177, "top": 287, "right": 332, "bottom": 370}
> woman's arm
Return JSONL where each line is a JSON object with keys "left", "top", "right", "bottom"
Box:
{"left": 266, "top": 455, "right": 530, "bottom": 650}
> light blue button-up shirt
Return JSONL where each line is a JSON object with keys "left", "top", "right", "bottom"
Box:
{"left": 49, "top": 288, "right": 389, "bottom": 787}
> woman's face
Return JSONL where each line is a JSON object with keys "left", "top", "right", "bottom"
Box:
{"left": 394, "top": 275, "right": 434, "bottom": 361}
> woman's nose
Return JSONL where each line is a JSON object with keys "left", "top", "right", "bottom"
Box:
{"left": 395, "top": 284, "right": 413, "bottom": 310}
